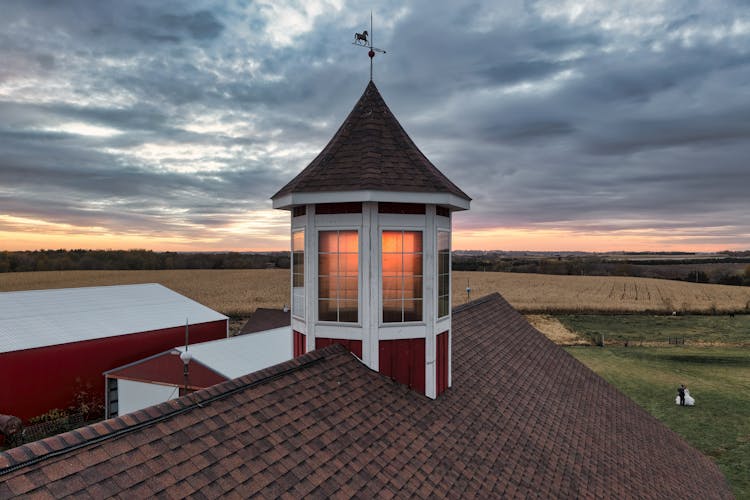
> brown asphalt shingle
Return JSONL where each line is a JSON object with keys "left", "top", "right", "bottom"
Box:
{"left": 272, "top": 81, "right": 471, "bottom": 201}
{"left": 238, "top": 308, "right": 291, "bottom": 335}
{"left": 0, "top": 293, "right": 732, "bottom": 498}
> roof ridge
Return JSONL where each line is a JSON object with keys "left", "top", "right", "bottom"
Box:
{"left": 0, "top": 346, "right": 346, "bottom": 475}
{"left": 0, "top": 283, "right": 164, "bottom": 295}
{"left": 451, "top": 292, "right": 502, "bottom": 314}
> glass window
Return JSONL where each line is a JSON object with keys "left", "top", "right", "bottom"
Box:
{"left": 438, "top": 231, "right": 450, "bottom": 318}
{"left": 318, "top": 230, "right": 358, "bottom": 323}
{"left": 292, "top": 230, "right": 304, "bottom": 318}
{"left": 382, "top": 231, "right": 423, "bottom": 323}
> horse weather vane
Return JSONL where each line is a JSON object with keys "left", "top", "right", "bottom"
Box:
{"left": 353, "top": 12, "right": 386, "bottom": 81}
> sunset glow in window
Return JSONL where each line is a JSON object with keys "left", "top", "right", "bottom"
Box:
{"left": 382, "top": 231, "right": 423, "bottom": 323}
{"left": 318, "top": 230, "right": 358, "bottom": 322}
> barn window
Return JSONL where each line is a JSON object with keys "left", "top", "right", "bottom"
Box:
{"left": 292, "top": 230, "right": 304, "bottom": 318}
{"left": 318, "top": 230, "right": 358, "bottom": 322}
{"left": 382, "top": 231, "right": 423, "bottom": 322}
{"left": 438, "top": 231, "right": 450, "bottom": 318}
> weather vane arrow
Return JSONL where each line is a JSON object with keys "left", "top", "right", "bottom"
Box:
{"left": 353, "top": 11, "right": 386, "bottom": 81}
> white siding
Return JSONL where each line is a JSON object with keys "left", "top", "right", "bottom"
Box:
{"left": 117, "top": 379, "right": 178, "bottom": 416}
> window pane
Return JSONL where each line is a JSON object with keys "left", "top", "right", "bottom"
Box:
{"left": 338, "top": 300, "right": 358, "bottom": 322}
{"left": 319, "top": 232, "right": 337, "bottom": 253}
{"left": 438, "top": 231, "right": 450, "bottom": 252}
{"left": 339, "top": 231, "right": 359, "bottom": 253}
{"left": 403, "top": 276, "right": 422, "bottom": 300}
{"left": 382, "top": 230, "right": 423, "bottom": 323}
{"left": 292, "top": 252, "right": 303, "bottom": 266}
{"left": 382, "top": 253, "right": 402, "bottom": 275}
{"left": 403, "top": 300, "right": 422, "bottom": 322}
{"left": 441, "top": 275, "right": 450, "bottom": 295}
{"left": 293, "top": 273, "right": 304, "bottom": 287}
{"left": 319, "top": 299, "right": 337, "bottom": 321}
{"left": 318, "top": 277, "right": 332, "bottom": 299}
{"left": 338, "top": 277, "right": 358, "bottom": 301}
{"left": 382, "top": 301, "right": 403, "bottom": 323}
{"left": 382, "top": 277, "right": 402, "bottom": 301}
{"left": 293, "top": 231, "right": 304, "bottom": 252}
{"left": 293, "top": 288, "right": 305, "bottom": 317}
{"left": 438, "top": 253, "right": 449, "bottom": 275}
{"left": 403, "top": 253, "right": 422, "bottom": 274}
{"left": 318, "top": 230, "right": 358, "bottom": 323}
{"left": 382, "top": 231, "right": 402, "bottom": 253}
{"left": 318, "top": 253, "right": 334, "bottom": 276}
{"left": 439, "top": 296, "right": 449, "bottom": 317}
{"left": 292, "top": 231, "right": 304, "bottom": 316}
{"left": 402, "top": 231, "right": 422, "bottom": 253}
{"left": 340, "top": 253, "right": 358, "bottom": 274}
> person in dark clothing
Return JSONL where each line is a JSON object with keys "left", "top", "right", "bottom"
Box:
{"left": 677, "top": 384, "right": 686, "bottom": 406}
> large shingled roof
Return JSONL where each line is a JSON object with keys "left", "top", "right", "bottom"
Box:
{"left": 0, "top": 294, "right": 731, "bottom": 498}
{"left": 272, "top": 81, "right": 470, "bottom": 202}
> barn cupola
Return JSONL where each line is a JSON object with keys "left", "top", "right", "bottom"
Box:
{"left": 271, "top": 81, "right": 470, "bottom": 398}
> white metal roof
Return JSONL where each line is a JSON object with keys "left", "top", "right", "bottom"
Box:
{"left": 175, "top": 327, "right": 292, "bottom": 379}
{"left": 0, "top": 283, "right": 227, "bottom": 354}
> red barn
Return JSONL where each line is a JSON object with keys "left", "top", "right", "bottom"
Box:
{"left": 0, "top": 283, "right": 228, "bottom": 422}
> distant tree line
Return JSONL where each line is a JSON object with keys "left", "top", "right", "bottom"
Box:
{"left": 0, "top": 250, "right": 290, "bottom": 273}
{"left": 453, "top": 253, "right": 750, "bottom": 287}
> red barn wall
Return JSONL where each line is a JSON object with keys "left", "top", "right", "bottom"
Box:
{"left": 0, "top": 319, "right": 227, "bottom": 422}
{"left": 315, "top": 338, "right": 362, "bottom": 358}
{"left": 436, "top": 331, "right": 449, "bottom": 396}
{"left": 107, "top": 353, "right": 228, "bottom": 389}
{"left": 379, "top": 338, "right": 425, "bottom": 394}
{"left": 293, "top": 330, "right": 306, "bottom": 357}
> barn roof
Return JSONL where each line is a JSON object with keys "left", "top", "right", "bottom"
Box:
{"left": 0, "top": 284, "right": 227, "bottom": 354}
{"left": 106, "top": 326, "right": 292, "bottom": 383}
{"left": 0, "top": 294, "right": 731, "bottom": 498}
{"left": 271, "top": 81, "right": 470, "bottom": 210}
{"left": 238, "top": 308, "right": 291, "bottom": 335}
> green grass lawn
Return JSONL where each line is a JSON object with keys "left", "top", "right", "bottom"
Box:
{"left": 559, "top": 314, "right": 750, "bottom": 345}
{"left": 566, "top": 346, "right": 750, "bottom": 499}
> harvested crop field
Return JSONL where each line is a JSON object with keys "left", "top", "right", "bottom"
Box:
{"left": 453, "top": 271, "right": 750, "bottom": 314}
{"left": 0, "top": 269, "right": 288, "bottom": 317}
{"left": 2, "top": 269, "right": 749, "bottom": 316}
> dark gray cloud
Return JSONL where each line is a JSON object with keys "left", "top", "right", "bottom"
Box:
{"left": 0, "top": 0, "right": 749, "bottom": 250}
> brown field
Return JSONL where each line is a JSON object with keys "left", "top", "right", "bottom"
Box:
{"left": 2, "top": 270, "right": 750, "bottom": 317}
{"left": 0, "top": 269, "right": 288, "bottom": 317}
{"left": 524, "top": 315, "right": 588, "bottom": 345}
{"left": 453, "top": 271, "right": 750, "bottom": 313}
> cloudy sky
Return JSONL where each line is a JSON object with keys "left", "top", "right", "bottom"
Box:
{"left": 1, "top": 0, "right": 749, "bottom": 252}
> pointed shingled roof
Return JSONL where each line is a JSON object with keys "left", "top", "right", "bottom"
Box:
{"left": 272, "top": 81, "right": 470, "bottom": 205}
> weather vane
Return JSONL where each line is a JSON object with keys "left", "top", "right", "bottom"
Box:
{"left": 353, "top": 11, "right": 386, "bottom": 81}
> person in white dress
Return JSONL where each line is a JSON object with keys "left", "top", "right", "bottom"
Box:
{"left": 675, "top": 385, "right": 695, "bottom": 406}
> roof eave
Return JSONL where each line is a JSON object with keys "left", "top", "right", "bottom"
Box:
{"left": 272, "top": 190, "right": 471, "bottom": 211}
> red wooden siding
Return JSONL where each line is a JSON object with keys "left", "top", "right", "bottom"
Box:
{"left": 293, "top": 330, "right": 306, "bottom": 357}
{"left": 436, "top": 206, "right": 451, "bottom": 217}
{"left": 436, "top": 331, "right": 449, "bottom": 396}
{"left": 106, "top": 352, "right": 227, "bottom": 389}
{"left": 315, "top": 202, "right": 362, "bottom": 214}
{"left": 378, "top": 202, "right": 426, "bottom": 214}
{"left": 379, "top": 338, "right": 426, "bottom": 394}
{"left": 315, "top": 337, "right": 362, "bottom": 358}
{"left": 0, "top": 319, "right": 227, "bottom": 422}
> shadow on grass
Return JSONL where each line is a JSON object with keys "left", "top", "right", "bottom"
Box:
{"left": 660, "top": 355, "right": 750, "bottom": 365}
